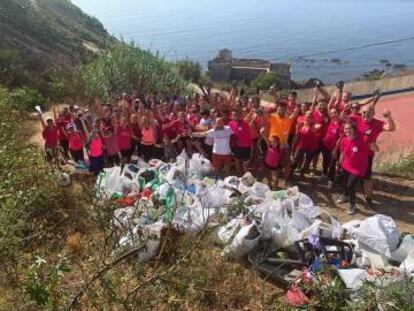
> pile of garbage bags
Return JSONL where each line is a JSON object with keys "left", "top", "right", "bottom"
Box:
{"left": 95, "top": 151, "right": 414, "bottom": 303}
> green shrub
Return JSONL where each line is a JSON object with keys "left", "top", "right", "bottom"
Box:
{"left": 9, "top": 87, "right": 46, "bottom": 111}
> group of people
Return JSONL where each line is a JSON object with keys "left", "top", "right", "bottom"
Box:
{"left": 38, "top": 81, "right": 396, "bottom": 215}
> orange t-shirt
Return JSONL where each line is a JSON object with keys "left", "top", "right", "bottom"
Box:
{"left": 267, "top": 114, "right": 293, "bottom": 145}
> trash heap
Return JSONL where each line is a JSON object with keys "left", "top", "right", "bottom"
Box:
{"left": 95, "top": 151, "right": 414, "bottom": 305}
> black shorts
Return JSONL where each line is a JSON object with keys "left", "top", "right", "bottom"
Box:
{"left": 364, "top": 155, "right": 374, "bottom": 180}
{"left": 70, "top": 149, "right": 84, "bottom": 163}
{"left": 234, "top": 146, "right": 251, "bottom": 161}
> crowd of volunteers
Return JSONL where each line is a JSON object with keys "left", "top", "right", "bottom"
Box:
{"left": 38, "top": 81, "right": 396, "bottom": 215}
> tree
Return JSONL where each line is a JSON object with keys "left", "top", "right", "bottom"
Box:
{"left": 176, "top": 59, "right": 202, "bottom": 83}
{"left": 78, "top": 43, "right": 191, "bottom": 101}
{"left": 250, "top": 72, "right": 281, "bottom": 91}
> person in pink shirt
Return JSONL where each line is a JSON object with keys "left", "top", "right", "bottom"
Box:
{"left": 322, "top": 108, "right": 342, "bottom": 189}
{"left": 348, "top": 106, "right": 396, "bottom": 203}
{"left": 264, "top": 135, "right": 282, "bottom": 190}
{"left": 337, "top": 122, "right": 370, "bottom": 215}
{"left": 101, "top": 124, "right": 120, "bottom": 167}
{"left": 291, "top": 112, "right": 318, "bottom": 178}
{"left": 117, "top": 117, "right": 134, "bottom": 164}
{"left": 82, "top": 118, "right": 105, "bottom": 175}
{"left": 65, "top": 123, "right": 85, "bottom": 163}
{"left": 229, "top": 110, "right": 253, "bottom": 175}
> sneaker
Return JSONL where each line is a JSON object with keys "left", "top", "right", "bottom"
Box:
{"left": 327, "top": 180, "right": 334, "bottom": 190}
{"left": 348, "top": 205, "right": 356, "bottom": 215}
{"left": 336, "top": 195, "right": 349, "bottom": 204}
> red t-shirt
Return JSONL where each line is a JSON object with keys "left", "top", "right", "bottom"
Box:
{"left": 296, "top": 115, "right": 306, "bottom": 128}
{"left": 228, "top": 120, "right": 253, "bottom": 148}
{"left": 43, "top": 126, "right": 59, "bottom": 148}
{"left": 350, "top": 115, "right": 384, "bottom": 157}
{"left": 162, "top": 119, "right": 181, "bottom": 140}
{"left": 296, "top": 126, "right": 319, "bottom": 151}
{"left": 323, "top": 120, "right": 342, "bottom": 151}
{"left": 56, "top": 118, "right": 69, "bottom": 140}
{"left": 341, "top": 135, "right": 369, "bottom": 177}
{"left": 117, "top": 125, "right": 133, "bottom": 151}
{"left": 68, "top": 132, "right": 83, "bottom": 151}
{"left": 312, "top": 111, "right": 330, "bottom": 141}
{"left": 265, "top": 146, "right": 281, "bottom": 168}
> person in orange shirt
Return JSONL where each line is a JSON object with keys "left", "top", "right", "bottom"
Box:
{"left": 261, "top": 104, "right": 299, "bottom": 179}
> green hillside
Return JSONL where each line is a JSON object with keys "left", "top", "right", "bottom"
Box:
{"left": 0, "top": 0, "right": 116, "bottom": 94}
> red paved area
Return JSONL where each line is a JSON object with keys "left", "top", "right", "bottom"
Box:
{"left": 374, "top": 92, "right": 414, "bottom": 164}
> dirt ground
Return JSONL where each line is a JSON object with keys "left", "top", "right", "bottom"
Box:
{"left": 29, "top": 98, "right": 414, "bottom": 233}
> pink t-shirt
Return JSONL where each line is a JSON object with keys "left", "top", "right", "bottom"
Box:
{"left": 141, "top": 127, "right": 155, "bottom": 145}
{"left": 296, "top": 126, "right": 319, "bottom": 151}
{"left": 228, "top": 120, "right": 252, "bottom": 148}
{"left": 68, "top": 132, "right": 83, "bottom": 151}
{"left": 89, "top": 136, "right": 103, "bottom": 157}
{"left": 341, "top": 135, "right": 369, "bottom": 177}
{"left": 323, "top": 120, "right": 342, "bottom": 151}
{"left": 117, "top": 125, "right": 133, "bottom": 151}
{"left": 265, "top": 146, "right": 281, "bottom": 168}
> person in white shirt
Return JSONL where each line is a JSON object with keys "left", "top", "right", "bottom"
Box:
{"left": 192, "top": 117, "right": 233, "bottom": 177}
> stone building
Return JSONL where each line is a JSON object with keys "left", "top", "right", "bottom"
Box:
{"left": 207, "top": 49, "right": 291, "bottom": 88}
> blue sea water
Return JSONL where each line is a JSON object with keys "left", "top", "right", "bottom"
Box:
{"left": 73, "top": 0, "right": 414, "bottom": 83}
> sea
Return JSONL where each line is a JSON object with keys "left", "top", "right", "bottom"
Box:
{"left": 72, "top": 0, "right": 414, "bottom": 83}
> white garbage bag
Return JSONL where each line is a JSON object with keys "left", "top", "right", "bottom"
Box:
{"left": 285, "top": 186, "right": 301, "bottom": 206}
{"left": 240, "top": 172, "right": 255, "bottom": 187}
{"left": 400, "top": 250, "right": 414, "bottom": 274}
{"left": 342, "top": 220, "right": 362, "bottom": 239}
{"left": 221, "top": 223, "right": 261, "bottom": 258}
{"left": 189, "top": 153, "right": 211, "bottom": 177}
{"left": 391, "top": 235, "right": 414, "bottom": 263}
{"left": 290, "top": 209, "right": 310, "bottom": 232}
{"left": 297, "top": 194, "right": 321, "bottom": 219}
{"left": 224, "top": 176, "right": 240, "bottom": 189}
{"left": 298, "top": 220, "right": 334, "bottom": 240}
{"left": 337, "top": 269, "right": 371, "bottom": 289}
{"left": 113, "top": 206, "right": 138, "bottom": 230}
{"left": 271, "top": 220, "right": 299, "bottom": 247}
{"left": 250, "top": 182, "right": 270, "bottom": 198}
{"left": 354, "top": 215, "right": 400, "bottom": 257}
{"left": 260, "top": 201, "right": 285, "bottom": 239}
{"left": 198, "top": 186, "right": 232, "bottom": 209}
{"left": 217, "top": 217, "right": 242, "bottom": 244}
{"left": 176, "top": 149, "right": 189, "bottom": 163}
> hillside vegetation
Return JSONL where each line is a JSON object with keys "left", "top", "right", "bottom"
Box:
{"left": 0, "top": 0, "right": 116, "bottom": 96}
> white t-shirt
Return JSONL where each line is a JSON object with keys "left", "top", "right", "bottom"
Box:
{"left": 206, "top": 126, "right": 233, "bottom": 155}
